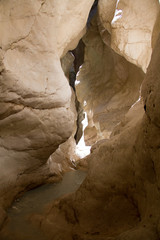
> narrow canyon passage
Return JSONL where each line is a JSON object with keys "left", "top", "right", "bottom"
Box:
{"left": 0, "top": 0, "right": 160, "bottom": 240}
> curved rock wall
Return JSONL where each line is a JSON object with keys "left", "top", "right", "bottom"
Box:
{"left": 100, "top": 0, "right": 159, "bottom": 72}
{"left": 0, "top": 0, "right": 94, "bottom": 214}
{"left": 25, "top": 1, "right": 160, "bottom": 240}
{"left": 76, "top": 16, "right": 144, "bottom": 143}
{"left": 1, "top": 1, "right": 160, "bottom": 239}
{"left": 32, "top": 38, "right": 160, "bottom": 240}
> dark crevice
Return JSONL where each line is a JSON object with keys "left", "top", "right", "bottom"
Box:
{"left": 68, "top": 0, "right": 99, "bottom": 91}
{"left": 68, "top": 40, "right": 85, "bottom": 144}
{"left": 87, "top": 0, "right": 98, "bottom": 28}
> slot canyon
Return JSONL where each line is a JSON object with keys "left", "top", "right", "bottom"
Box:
{"left": 0, "top": 0, "right": 160, "bottom": 239}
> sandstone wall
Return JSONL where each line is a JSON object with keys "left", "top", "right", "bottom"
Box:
{"left": 32, "top": 37, "right": 160, "bottom": 240}
{"left": 76, "top": 16, "right": 144, "bottom": 143}
{"left": 1, "top": 1, "right": 160, "bottom": 239}
{"left": 0, "top": 0, "right": 94, "bottom": 219}
{"left": 99, "top": 0, "right": 159, "bottom": 73}
{"left": 27, "top": 1, "right": 160, "bottom": 240}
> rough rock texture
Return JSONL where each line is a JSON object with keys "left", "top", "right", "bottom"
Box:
{"left": 98, "top": 0, "right": 117, "bottom": 34}
{"left": 76, "top": 16, "right": 144, "bottom": 143}
{"left": 20, "top": 2, "right": 160, "bottom": 240}
{"left": 47, "top": 91, "right": 78, "bottom": 177}
{"left": 29, "top": 38, "right": 160, "bottom": 240}
{"left": 102, "top": 0, "right": 159, "bottom": 72}
{"left": 152, "top": 9, "right": 160, "bottom": 50}
{"left": 1, "top": 1, "right": 160, "bottom": 240}
{"left": 0, "top": 0, "right": 94, "bottom": 224}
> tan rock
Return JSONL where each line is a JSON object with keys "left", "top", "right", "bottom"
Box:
{"left": 76, "top": 17, "right": 144, "bottom": 143}
{"left": 1, "top": 1, "right": 160, "bottom": 240}
{"left": 28, "top": 5, "right": 160, "bottom": 240}
{"left": 99, "top": 0, "right": 160, "bottom": 72}
{"left": 98, "top": 0, "right": 117, "bottom": 34}
{"left": 0, "top": 0, "right": 94, "bottom": 215}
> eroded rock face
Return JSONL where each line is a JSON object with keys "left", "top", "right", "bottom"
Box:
{"left": 30, "top": 41, "right": 160, "bottom": 240}
{"left": 22, "top": 2, "right": 160, "bottom": 240}
{"left": 100, "top": 0, "right": 159, "bottom": 72}
{"left": 98, "top": 0, "right": 117, "bottom": 34}
{"left": 0, "top": 0, "right": 94, "bottom": 215}
{"left": 142, "top": 35, "right": 160, "bottom": 191}
{"left": 1, "top": 1, "right": 160, "bottom": 240}
{"left": 76, "top": 16, "right": 144, "bottom": 143}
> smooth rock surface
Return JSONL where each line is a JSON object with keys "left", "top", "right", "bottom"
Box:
{"left": 1, "top": 1, "right": 160, "bottom": 240}
{"left": 0, "top": 0, "right": 94, "bottom": 221}
{"left": 76, "top": 16, "right": 144, "bottom": 142}
{"left": 100, "top": 0, "right": 159, "bottom": 72}
{"left": 25, "top": 3, "right": 160, "bottom": 240}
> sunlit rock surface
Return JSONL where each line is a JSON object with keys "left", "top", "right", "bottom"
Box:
{"left": 76, "top": 17, "right": 144, "bottom": 143}
{"left": 0, "top": 0, "right": 94, "bottom": 222}
{"left": 99, "top": 0, "right": 159, "bottom": 72}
